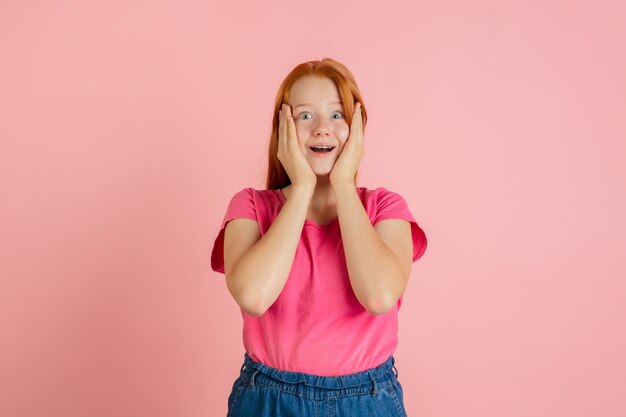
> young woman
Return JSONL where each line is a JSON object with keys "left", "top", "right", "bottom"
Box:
{"left": 211, "top": 58, "right": 427, "bottom": 416}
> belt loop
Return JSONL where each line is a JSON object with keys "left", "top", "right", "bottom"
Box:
{"left": 371, "top": 378, "right": 379, "bottom": 397}
{"left": 392, "top": 364, "right": 398, "bottom": 378}
{"left": 250, "top": 369, "right": 260, "bottom": 388}
{"left": 240, "top": 363, "right": 246, "bottom": 375}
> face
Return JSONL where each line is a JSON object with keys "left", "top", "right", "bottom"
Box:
{"left": 287, "top": 76, "right": 350, "bottom": 175}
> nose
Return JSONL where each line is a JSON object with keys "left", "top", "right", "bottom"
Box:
{"left": 313, "top": 119, "right": 332, "bottom": 137}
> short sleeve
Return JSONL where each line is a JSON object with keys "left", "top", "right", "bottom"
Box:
{"left": 373, "top": 188, "right": 427, "bottom": 262}
{"left": 210, "top": 187, "right": 258, "bottom": 274}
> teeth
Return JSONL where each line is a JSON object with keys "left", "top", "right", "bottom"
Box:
{"left": 311, "top": 146, "right": 333, "bottom": 150}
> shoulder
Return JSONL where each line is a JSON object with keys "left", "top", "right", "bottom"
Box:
{"left": 231, "top": 186, "right": 256, "bottom": 198}
{"left": 358, "top": 186, "right": 406, "bottom": 205}
{"left": 226, "top": 187, "right": 282, "bottom": 217}
{"left": 359, "top": 185, "right": 415, "bottom": 222}
{"left": 229, "top": 187, "right": 274, "bottom": 202}
{"left": 232, "top": 187, "right": 278, "bottom": 198}
{"left": 227, "top": 187, "right": 255, "bottom": 207}
{"left": 245, "top": 187, "right": 282, "bottom": 205}
{"left": 360, "top": 186, "right": 427, "bottom": 262}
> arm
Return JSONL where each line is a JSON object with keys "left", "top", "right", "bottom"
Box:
{"left": 333, "top": 183, "right": 412, "bottom": 315}
{"left": 224, "top": 185, "right": 313, "bottom": 317}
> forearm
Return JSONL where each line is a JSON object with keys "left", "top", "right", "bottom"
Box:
{"left": 333, "top": 182, "right": 405, "bottom": 315}
{"left": 232, "top": 185, "right": 313, "bottom": 316}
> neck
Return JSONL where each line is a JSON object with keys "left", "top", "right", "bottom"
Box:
{"left": 283, "top": 177, "right": 356, "bottom": 212}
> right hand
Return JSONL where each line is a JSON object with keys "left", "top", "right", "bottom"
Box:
{"left": 277, "top": 103, "right": 317, "bottom": 189}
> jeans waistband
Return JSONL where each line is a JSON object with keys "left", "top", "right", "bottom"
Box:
{"left": 240, "top": 352, "right": 398, "bottom": 390}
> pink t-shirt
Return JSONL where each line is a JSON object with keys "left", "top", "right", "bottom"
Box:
{"left": 211, "top": 186, "right": 427, "bottom": 376}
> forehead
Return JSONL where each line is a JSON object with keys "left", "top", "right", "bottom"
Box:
{"left": 289, "top": 76, "right": 341, "bottom": 105}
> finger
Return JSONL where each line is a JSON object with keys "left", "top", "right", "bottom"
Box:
{"left": 282, "top": 105, "right": 289, "bottom": 147}
{"left": 278, "top": 106, "right": 282, "bottom": 140}
{"left": 286, "top": 105, "right": 298, "bottom": 149}
{"left": 281, "top": 104, "right": 288, "bottom": 136}
{"left": 346, "top": 103, "right": 357, "bottom": 140}
{"left": 350, "top": 102, "right": 360, "bottom": 129}
{"left": 354, "top": 102, "right": 363, "bottom": 134}
{"left": 278, "top": 105, "right": 286, "bottom": 152}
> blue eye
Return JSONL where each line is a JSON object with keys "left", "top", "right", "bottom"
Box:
{"left": 299, "top": 111, "right": 344, "bottom": 120}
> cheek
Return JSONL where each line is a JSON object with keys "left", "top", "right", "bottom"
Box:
{"left": 335, "top": 125, "right": 350, "bottom": 143}
{"left": 294, "top": 124, "right": 307, "bottom": 144}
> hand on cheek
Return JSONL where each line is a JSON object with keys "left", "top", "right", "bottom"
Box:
{"left": 329, "top": 102, "right": 364, "bottom": 186}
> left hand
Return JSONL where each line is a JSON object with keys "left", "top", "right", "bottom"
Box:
{"left": 329, "top": 102, "right": 364, "bottom": 185}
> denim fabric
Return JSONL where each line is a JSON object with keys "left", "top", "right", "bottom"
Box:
{"left": 227, "top": 352, "right": 407, "bottom": 416}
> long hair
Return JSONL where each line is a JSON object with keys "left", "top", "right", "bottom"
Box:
{"left": 265, "top": 58, "right": 368, "bottom": 190}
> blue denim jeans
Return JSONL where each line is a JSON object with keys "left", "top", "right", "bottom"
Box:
{"left": 227, "top": 352, "right": 407, "bottom": 416}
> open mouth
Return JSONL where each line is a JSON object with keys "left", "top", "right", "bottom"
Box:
{"left": 309, "top": 146, "right": 336, "bottom": 153}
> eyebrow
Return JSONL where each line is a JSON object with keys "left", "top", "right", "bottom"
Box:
{"left": 293, "top": 101, "right": 343, "bottom": 110}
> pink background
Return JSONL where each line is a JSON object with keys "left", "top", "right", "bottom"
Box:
{"left": 1, "top": 1, "right": 625, "bottom": 416}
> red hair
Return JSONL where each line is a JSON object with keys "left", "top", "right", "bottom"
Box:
{"left": 265, "top": 58, "right": 368, "bottom": 190}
